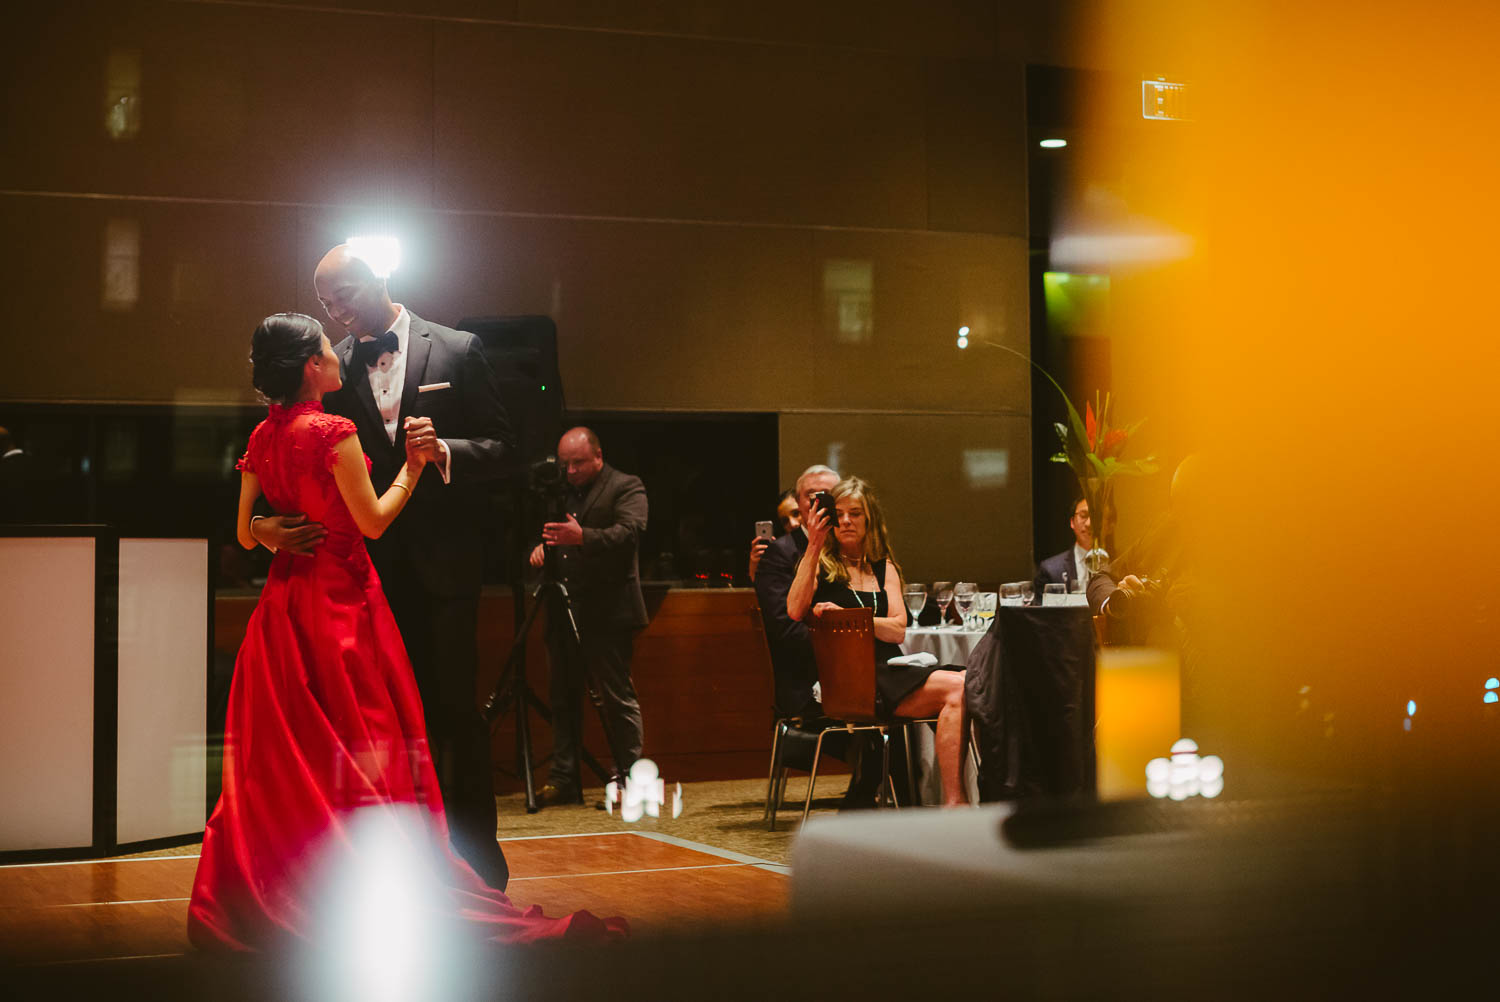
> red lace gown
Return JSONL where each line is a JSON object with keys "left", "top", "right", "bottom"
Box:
{"left": 189, "top": 401, "right": 626, "bottom": 949}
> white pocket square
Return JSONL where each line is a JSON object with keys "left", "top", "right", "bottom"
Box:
{"left": 418, "top": 382, "right": 452, "bottom": 392}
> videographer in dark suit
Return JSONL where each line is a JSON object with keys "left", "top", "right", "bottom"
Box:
{"left": 250, "top": 245, "right": 515, "bottom": 890}
{"left": 528, "top": 427, "right": 648, "bottom": 805}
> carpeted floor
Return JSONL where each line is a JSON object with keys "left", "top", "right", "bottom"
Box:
{"left": 490, "top": 774, "right": 857, "bottom": 865}
{"left": 118, "top": 775, "right": 859, "bottom": 865}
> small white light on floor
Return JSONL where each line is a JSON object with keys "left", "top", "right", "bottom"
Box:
{"left": 1146, "top": 738, "right": 1223, "bottom": 800}
{"left": 619, "top": 758, "right": 670, "bottom": 823}
{"left": 672, "top": 782, "right": 683, "bottom": 819}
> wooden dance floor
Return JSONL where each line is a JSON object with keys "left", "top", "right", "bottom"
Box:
{"left": 0, "top": 832, "right": 789, "bottom": 965}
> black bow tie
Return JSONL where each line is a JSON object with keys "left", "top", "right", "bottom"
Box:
{"left": 354, "top": 330, "right": 399, "bottom": 368}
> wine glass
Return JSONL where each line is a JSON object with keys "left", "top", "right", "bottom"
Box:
{"left": 1019, "top": 581, "right": 1035, "bottom": 606}
{"left": 903, "top": 584, "right": 928, "bottom": 627}
{"left": 953, "top": 582, "right": 976, "bottom": 630}
{"left": 933, "top": 582, "right": 955, "bottom": 628}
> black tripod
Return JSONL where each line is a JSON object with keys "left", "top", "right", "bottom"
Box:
{"left": 483, "top": 548, "right": 613, "bottom": 813}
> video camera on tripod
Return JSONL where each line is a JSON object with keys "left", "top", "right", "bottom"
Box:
{"left": 482, "top": 451, "right": 613, "bottom": 811}
{"left": 526, "top": 454, "right": 569, "bottom": 525}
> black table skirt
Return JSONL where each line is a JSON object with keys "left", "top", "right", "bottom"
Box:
{"left": 963, "top": 605, "right": 1096, "bottom": 801}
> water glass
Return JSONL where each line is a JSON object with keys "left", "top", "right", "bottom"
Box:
{"left": 999, "top": 582, "right": 1023, "bottom": 606}
{"left": 953, "top": 582, "right": 976, "bottom": 629}
{"left": 1019, "top": 581, "right": 1035, "bottom": 606}
{"left": 903, "top": 584, "right": 927, "bottom": 626}
{"left": 1042, "top": 582, "right": 1065, "bottom": 606}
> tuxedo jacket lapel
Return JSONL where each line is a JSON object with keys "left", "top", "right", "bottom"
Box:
{"left": 398, "top": 317, "right": 433, "bottom": 436}
{"left": 341, "top": 338, "right": 386, "bottom": 435}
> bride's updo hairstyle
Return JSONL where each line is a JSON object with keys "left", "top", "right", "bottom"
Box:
{"left": 250, "top": 313, "right": 325, "bottom": 404}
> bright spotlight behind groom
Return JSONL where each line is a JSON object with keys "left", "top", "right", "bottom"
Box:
{"left": 252, "top": 244, "right": 516, "bottom": 889}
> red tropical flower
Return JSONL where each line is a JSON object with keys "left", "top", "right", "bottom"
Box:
{"left": 1085, "top": 400, "right": 1098, "bottom": 451}
{"left": 1099, "top": 428, "right": 1128, "bottom": 458}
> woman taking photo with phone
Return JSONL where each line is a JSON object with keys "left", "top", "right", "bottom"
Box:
{"left": 786, "top": 476, "right": 969, "bottom": 807}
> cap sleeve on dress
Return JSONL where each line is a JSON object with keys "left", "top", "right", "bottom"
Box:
{"left": 314, "top": 413, "right": 362, "bottom": 472}
{"left": 236, "top": 420, "right": 270, "bottom": 472}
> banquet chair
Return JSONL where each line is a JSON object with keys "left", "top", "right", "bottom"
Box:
{"left": 752, "top": 600, "right": 830, "bottom": 828}
{"left": 770, "top": 607, "right": 937, "bottom": 829}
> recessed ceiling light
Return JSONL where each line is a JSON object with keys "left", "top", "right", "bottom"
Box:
{"left": 1039, "top": 138, "right": 1067, "bottom": 149}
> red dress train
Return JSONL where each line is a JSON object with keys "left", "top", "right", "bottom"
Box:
{"left": 189, "top": 401, "right": 626, "bottom": 949}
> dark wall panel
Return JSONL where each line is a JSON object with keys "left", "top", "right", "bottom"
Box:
{"left": 433, "top": 23, "right": 928, "bottom": 227}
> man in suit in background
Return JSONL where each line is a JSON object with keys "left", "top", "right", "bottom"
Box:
{"left": 1034, "top": 497, "right": 1093, "bottom": 598}
{"left": 754, "top": 464, "right": 882, "bottom": 808}
{"left": 249, "top": 245, "right": 515, "bottom": 890}
{"left": 529, "top": 427, "right": 649, "bottom": 806}
{"left": 747, "top": 487, "right": 800, "bottom": 583}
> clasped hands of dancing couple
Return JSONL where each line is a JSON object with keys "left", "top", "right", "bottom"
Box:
{"left": 190, "top": 257, "right": 626, "bottom": 954}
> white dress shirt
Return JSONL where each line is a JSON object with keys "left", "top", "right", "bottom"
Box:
{"left": 1073, "top": 543, "right": 1091, "bottom": 587}
{"left": 358, "top": 305, "right": 451, "bottom": 482}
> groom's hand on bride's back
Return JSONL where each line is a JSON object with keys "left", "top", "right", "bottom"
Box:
{"left": 254, "top": 514, "right": 327, "bottom": 556}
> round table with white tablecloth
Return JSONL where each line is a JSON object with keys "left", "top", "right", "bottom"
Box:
{"left": 901, "top": 625, "right": 985, "bottom": 666}
{"left": 898, "top": 626, "right": 986, "bottom": 805}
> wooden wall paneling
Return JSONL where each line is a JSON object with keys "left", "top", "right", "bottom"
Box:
{"left": 432, "top": 21, "right": 928, "bottom": 227}
{"left": 779, "top": 411, "right": 1033, "bottom": 585}
{"left": 924, "top": 56, "right": 1029, "bottom": 236}
{"left": 1, "top": 197, "right": 302, "bottom": 403}
{"left": 0, "top": 2, "right": 437, "bottom": 206}
{"left": 802, "top": 228, "right": 1030, "bottom": 412}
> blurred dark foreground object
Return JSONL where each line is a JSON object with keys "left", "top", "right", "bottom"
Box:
{"left": 8, "top": 790, "right": 1497, "bottom": 1000}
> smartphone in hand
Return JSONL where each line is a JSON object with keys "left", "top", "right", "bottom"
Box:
{"left": 754, "top": 520, "right": 775, "bottom": 541}
{"left": 812, "top": 490, "right": 836, "bottom": 524}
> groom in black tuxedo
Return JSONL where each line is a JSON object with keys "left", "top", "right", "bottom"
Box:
{"left": 257, "top": 244, "right": 514, "bottom": 889}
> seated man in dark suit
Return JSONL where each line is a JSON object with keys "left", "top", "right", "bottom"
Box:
{"left": 1034, "top": 496, "right": 1093, "bottom": 598}
{"left": 754, "top": 464, "right": 882, "bottom": 808}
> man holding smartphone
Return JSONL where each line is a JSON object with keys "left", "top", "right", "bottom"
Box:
{"left": 747, "top": 488, "right": 799, "bottom": 582}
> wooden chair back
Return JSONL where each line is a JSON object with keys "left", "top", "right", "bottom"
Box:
{"left": 809, "top": 607, "right": 878, "bottom": 722}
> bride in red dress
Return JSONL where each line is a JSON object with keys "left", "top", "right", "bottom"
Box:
{"left": 189, "top": 313, "right": 626, "bottom": 950}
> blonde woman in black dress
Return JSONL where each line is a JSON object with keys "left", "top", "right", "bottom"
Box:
{"left": 787, "top": 476, "right": 969, "bottom": 806}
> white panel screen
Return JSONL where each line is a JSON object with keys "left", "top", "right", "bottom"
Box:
{"left": 0, "top": 537, "right": 96, "bottom": 851}
{"left": 117, "top": 538, "right": 208, "bottom": 844}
